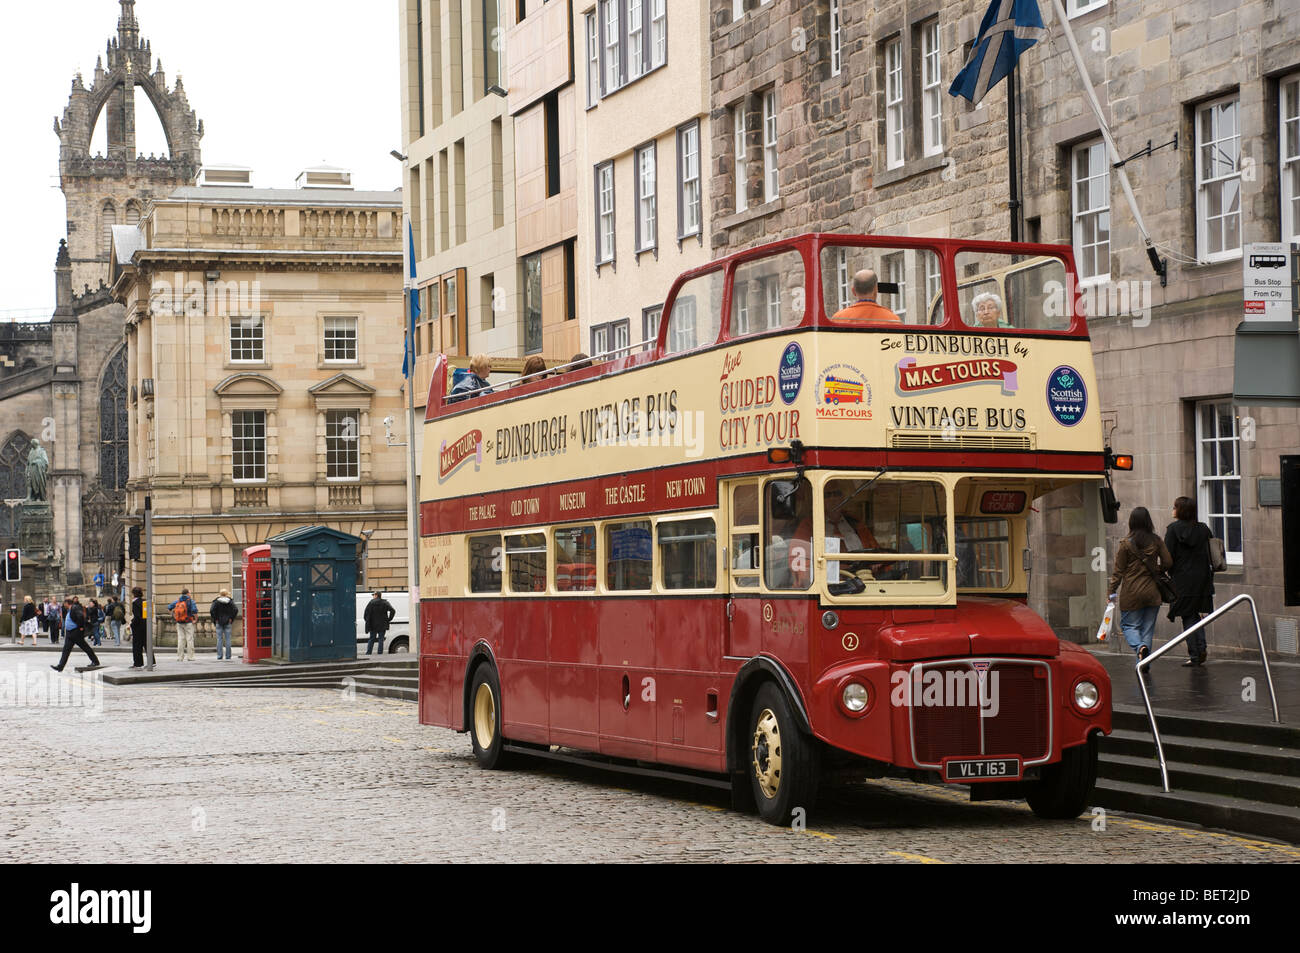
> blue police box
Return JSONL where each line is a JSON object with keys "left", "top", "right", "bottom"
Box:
{"left": 266, "top": 525, "right": 361, "bottom": 663}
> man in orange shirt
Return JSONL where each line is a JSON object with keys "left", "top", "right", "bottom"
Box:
{"left": 831, "top": 269, "right": 903, "bottom": 324}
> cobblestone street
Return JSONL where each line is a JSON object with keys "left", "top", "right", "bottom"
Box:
{"left": 1, "top": 651, "right": 1296, "bottom": 864}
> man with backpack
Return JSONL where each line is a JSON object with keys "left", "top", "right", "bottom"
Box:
{"left": 108, "top": 596, "right": 127, "bottom": 646}
{"left": 168, "top": 588, "right": 199, "bottom": 661}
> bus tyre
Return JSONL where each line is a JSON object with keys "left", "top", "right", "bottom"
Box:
{"left": 748, "top": 682, "right": 819, "bottom": 826}
{"left": 469, "top": 665, "right": 511, "bottom": 770}
{"left": 1026, "top": 734, "right": 1098, "bottom": 819}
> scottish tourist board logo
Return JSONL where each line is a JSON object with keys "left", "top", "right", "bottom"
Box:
{"left": 778, "top": 342, "right": 803, "bottom": 404}
{"left": 1046, "top": 365, "right": 1087, "bottom": 426}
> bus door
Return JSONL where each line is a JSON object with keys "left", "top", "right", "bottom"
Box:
{"left": 725, "top": 481, "right": 764, "bottom": 658}
{"left": 725, "top": 478, "right": 815, "bottom": 658}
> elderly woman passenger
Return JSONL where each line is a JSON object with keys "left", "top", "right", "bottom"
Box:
{"left": 971, "top": 292, "right": 1010, "bottom": 328}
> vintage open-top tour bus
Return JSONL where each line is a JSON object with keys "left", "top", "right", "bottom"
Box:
{"left": 416, "top": 233, "right": 1113, "bottom": 824}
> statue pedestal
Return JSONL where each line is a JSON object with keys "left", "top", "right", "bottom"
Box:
{"left": 18, "top": 502, "right": 54, "bottom": 558}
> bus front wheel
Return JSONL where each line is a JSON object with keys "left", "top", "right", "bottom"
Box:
{"left": 469, "top": 664, "right": 512, "bottom": 770}
{"left": 1026, "top": 734, "right": 1098, "bottom": 819}
{"left": 748, "top": 682, "right": 820, "bottom": 825}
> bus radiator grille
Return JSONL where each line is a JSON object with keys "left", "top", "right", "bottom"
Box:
{"left": 910, "top": 661, "right": 1050, "bottom": 767}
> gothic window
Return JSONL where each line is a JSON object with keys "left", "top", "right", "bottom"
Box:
{"left": 125, "top": 201, "right": 141, "bottom": 226}
{"left": 0, "top": 432, "right": 31, "bottom": 540}
{"left": 101, "top": 202, "right": 118, "bottom": 258}
{"left": 100, "top": 347, "right": 129, "bottom": 489}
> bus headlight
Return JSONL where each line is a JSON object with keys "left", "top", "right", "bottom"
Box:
{"left": 842, "top": 682, "right": 869, "bottom": 713}
{"left": 1073, "top": 680, "right": 1100, "bottom": 711}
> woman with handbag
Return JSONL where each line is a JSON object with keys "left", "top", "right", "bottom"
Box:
{"left": 1165, "top": 496, "right": 1217, "bottom": 667}
{"left": 1107, "top": 506, "right": 1174, "bottom": 661}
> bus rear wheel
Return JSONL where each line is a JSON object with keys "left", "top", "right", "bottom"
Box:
{"left": 748, "top": 682, "right": 819, "bottom": 825}
{"left": 1026, "top": 734, "right": 1098, "bottom": 819}
{"left": 469, "top": 665, "right": 512, "bottom": 770}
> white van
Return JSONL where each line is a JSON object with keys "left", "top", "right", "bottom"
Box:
{"left": 355, "top": 591, "right": 411, "bottom": 653}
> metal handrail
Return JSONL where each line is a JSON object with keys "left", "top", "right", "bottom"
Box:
{"left": 1134, "top": 593, "right": 1281, "bottom": 792}
{"left": 501, "top": 340, "right": 649, "bottom": 390}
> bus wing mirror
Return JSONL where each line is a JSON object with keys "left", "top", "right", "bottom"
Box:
{"left": 1099, "top": 485, "right": 1120, "bottom": 524}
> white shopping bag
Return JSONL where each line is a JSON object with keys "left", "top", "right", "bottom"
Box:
{"left": 1096, "top": 599, "right": 1116, "bottom": 642}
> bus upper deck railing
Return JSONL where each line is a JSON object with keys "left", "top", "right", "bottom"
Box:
{"left": 1134, "top": 593, "right": 1281, "bottom": 793}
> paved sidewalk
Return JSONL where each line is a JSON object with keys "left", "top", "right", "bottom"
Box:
{"left": 1090, "top": 645, "right": 1298, "bottom": 725}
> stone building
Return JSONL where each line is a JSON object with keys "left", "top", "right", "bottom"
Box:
{"left": 110, "top": 176, "right": 409, "bottom": 638}
{"left": 0, "top": 1, "right": 195, "bottom": 590}
{"left": 702, "top": 0, "right": 1299, "bottom": 655}
{"left": 574, "top": 1, "right": 713, "bottom": 355}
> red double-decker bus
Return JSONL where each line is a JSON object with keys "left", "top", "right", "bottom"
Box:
{"left": 417, "top": 233, "right": 1112, "bottom": 824}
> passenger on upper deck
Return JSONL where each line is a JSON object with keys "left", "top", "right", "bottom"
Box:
{"left": 971, "top": 292, "right": 1012, "bottom": 329}
{"left": 830, "top": 269, "right": 902, "bottom": 324}
{"left": 448, "top": 353, "right": 493, "bottom": 403}
{"left": 521, "top": 355, "right": 548, "bottom": 380}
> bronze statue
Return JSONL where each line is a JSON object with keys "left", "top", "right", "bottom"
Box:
{"left": 26, "top": 439, "right": 49, "bottom": 502}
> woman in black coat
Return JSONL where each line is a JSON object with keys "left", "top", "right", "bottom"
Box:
{"left": 129, "top": 586, "right": 148, "bottom": 668}
{"left": 1165, "top": 496, "right": 1215, "bottom": 666}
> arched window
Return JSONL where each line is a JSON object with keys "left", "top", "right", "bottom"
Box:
{"left": 125, "top": 201, "right": 141, "bottom": 226}
{"left": 0, "top": 432, "right": 31, "bottom": 540}
{"left": 100, "top": 348, "right": 129, "bottom": 489}
{"left": 101, "top": 202, "right": 118, "bottom": 258}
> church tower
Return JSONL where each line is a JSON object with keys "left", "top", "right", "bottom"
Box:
{"left": 54, "top": 0, "right": 202, "bottom": 295}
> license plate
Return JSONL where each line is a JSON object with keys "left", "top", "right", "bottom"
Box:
{"left": 942, "top": 757, "right": 1021, "bottom": 782}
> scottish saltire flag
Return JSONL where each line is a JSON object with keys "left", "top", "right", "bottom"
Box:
{"left": 401, "top": 217, "right": 420, "bottom": 379}
{"left": 948, "top": 0, "right": 1045, "bottom": 105}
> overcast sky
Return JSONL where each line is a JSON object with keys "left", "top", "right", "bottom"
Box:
{"left": 0, "top": 0, "right": 401, "bottom": 318}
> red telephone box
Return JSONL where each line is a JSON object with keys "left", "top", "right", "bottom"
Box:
{"left": 241, "top": 544, "right": 272, "bottom": 663}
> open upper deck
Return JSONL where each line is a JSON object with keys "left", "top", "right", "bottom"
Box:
{"left": 421, "top": 233, "right": 1103, "bottom": 508}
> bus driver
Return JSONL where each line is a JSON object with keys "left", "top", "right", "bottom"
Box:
{"left": 787, "top": 481, "right": 892, "bottom": 587}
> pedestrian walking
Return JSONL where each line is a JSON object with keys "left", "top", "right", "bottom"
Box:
{"left": 129, "top": 586, "right": 147, "bottom": 669}
{"left": 87, "top": 599, "right": 104, "bottom": 646}
{"left": 44, "top": 596, "right": 61, "bottom": 644}
{"left": 168, "top": 588, "right": 199, "bottom": 662}
{"left": 1165, "top": 496, "right": 1216, "bottom": 667}
{"left": 18, "top": 595, "right": 39, "bottom": 646}
{"left": 209, "top": 589, "right": 239, "bottom": 661}
{"left": 51, "top": 596, "right": 100, "bottom": 672}
{"left": 363, "top": 591, "right": 395, "bottom": 655}
{"left": 108, "top": 596, "right": 126, "bottom": 646}
{"left": 1107, "top": 506, "right": 1174, "bottom": 661}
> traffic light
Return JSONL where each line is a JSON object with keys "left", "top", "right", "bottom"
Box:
{"left": 128, "top": 526, "right": 141, "bottom": 561}
{"left": 4, "top": 549, "right": 20, "bottom": 582}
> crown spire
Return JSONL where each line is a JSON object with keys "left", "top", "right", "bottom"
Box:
{"left": 118, "top": 1, "right": 139, "bottom": 50}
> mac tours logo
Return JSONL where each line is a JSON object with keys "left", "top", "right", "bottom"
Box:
{"left": 815, "top": 363, "right": 872, "bottom": 420}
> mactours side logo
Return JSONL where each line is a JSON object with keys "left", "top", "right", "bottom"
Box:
{"left": 891, "top": 663, "right": 1001, "bottom": 718}
{"left": 49, "top": 884, "right": 151, "bottom": 933}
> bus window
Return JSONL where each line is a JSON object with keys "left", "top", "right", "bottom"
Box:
{"left": 658, "top": 518, "right": 718, "bottom": 590}
{"left": 955, "top": 518, "right": 1011, "bottom": 589}
{"left": 821, "top": 244, "right": 944, "bottom": 325}
{"left": 822, "top": 478, "right": 948, "bottom": 592}
{"left": 505, "top": 532, "right": 547, "bottom": 593}
{"left": 469, "top": 534, "right": 501, "bottom": 593}
{"left": 730, "top": 251, "right": 806, "bottom": 336}
{"left": 731, "top": 483, "right": 761, "bottom": 589}
{"left": 664, "top": 270, "right": 724, "bottom": 354}
{"left": 554, "top": 525, "right": 596, "bottom": 592}
{"left": 764, "top": 477, "right": 813, "bottom": 590}
{"left": 954, "top": 251, "right": 1071, "bottom": 331}
{"left": 605, "top": 520, "right": 652, "bottom": 591}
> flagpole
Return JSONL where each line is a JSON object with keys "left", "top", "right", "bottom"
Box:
{"left": 1047, "top": 0, "right": 1167, "bottom": 282}
{"left": 1007, "top": 64, "right": 1021, "bottom": 242}
{"left": 401, "top": 211, "right": 420, "bottom": 660}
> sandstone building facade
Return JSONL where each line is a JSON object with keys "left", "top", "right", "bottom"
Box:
{"left": 111, "top": 180, "right": 409, "bottom": 637}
